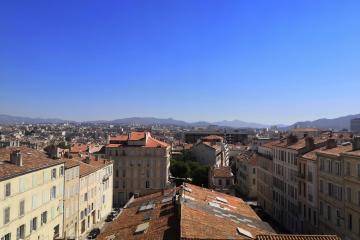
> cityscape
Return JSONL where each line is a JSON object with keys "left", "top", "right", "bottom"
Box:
{"left": 1, "top": 1, "right": 360, "bottom": 240}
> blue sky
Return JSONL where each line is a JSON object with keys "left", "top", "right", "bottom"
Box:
{"left": 0, "top": 0, "right": 359, "bottom": 124}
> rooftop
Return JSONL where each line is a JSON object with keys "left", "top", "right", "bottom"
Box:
{"left": 212, "top": 166, "right": 233, "bottom": 178}
{"left": 108, "top": 132, "right": 169, "bottom": 148}
{"left": 97, "top": 188, "right": 180, "bottom": 240}
{"left": 66, "top": 155, "right": 112, "bottom": 177}
{"left": 0, "top": 147, "right": 64, "bottom": 181}
{"left": 255, "top": 235, "right": 340, "bottom": 240}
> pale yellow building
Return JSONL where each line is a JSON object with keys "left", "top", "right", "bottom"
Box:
{"left": 75, "top": 156, "right": 113, "bottom": 239}
{"left": 340, "top": 137, "right": 360, "bottom": 240}
{"left": 0, "top": 147, "right": 65, "bottom": 240}
{"left": 63, "top": 159, "right": 80, "bottom": 239}
{"left": 106, "top": 132, "right": 170, "bottom": 206}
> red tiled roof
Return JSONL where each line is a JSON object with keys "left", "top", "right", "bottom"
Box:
{"left": 67, "top": 156, "right": 112, "bottom": 177}
{"left": 0, "top": 147, "right": 64, "bottom": 181}
{"left": 108, "top": 132, "right": 169, "bottom": 148}
{"left": 97, "top": 188, "right": 180, "bottom": 240}
{"left": 212, "top": 166, "right": 233, "bottom": 178}
{"left": 291, "top": 128, "right": 320, "bottom": 132}
{"left": 256, "top": 235, "right": 340, "bottom": 240}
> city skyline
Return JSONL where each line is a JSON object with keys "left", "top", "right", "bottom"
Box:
{"left": 1, "top": 1, "right": 360, "bottom": 124}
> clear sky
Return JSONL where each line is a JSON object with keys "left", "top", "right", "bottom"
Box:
{"left": 1, "top": 0, "right": 359, "bottom": 125}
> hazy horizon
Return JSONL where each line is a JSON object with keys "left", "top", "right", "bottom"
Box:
{"left": 1, "top": 1, "right": 360, "bottom": 125}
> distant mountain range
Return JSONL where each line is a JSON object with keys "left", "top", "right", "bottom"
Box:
{"left": 286, "top": 113, "right": 360, "bottom": 131}
{"left": 0, "top": 113, "right": 359, "bottom": 130}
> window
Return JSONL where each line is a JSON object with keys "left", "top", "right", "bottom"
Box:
{"left": 50, "top": 186, "right": 56, "bottom": 199}
{"left": 348, "top": 214, "right": 353, "bottom": 230}
{"left": 327, "top": 205, "right": 331, "bottom": 220}
{"left": 358, "top": 164, "right": 360, "bottom": 178}
{"left": 84, "top": 193, "right": 88, "bottom": 201}
{"left": 51, "top": 168, "right": 57, "bottom": 180}
{"left": 1, "top": 233, "right": 11, "bottom": 240}
{"left": 218, "top": 179, "right": 222, "bottom": 186}
{"left": 253, "top": 179, "right": 256, "bottom": 185}
{"left": 145, "top": 181, "right": 150, "bottom": 189}
{"left": 5, "top": 183, "right": 11, "bottom": 197}
{"left": 16, "top": 224, "right": 25, "bottom": 240}
{"left": 346, "top": 162, "right": 351, "bottom": 176}
{"left": 19, "top": 200, "right": 25, "bottom": 217}
{"left": 320, "top": 180, "right": 323, "bottom": 193}
{"left": 41, "top": 211, "right": 47, "bottom": 225}
{"left": 253, "top": 168, "right": 256, "bottom": 174}
{"left": 347, "top": 187, "right": 352, "bottom": 203}
{"left": 60, "top": 166, "right": 64, "bottom": 176}
{"left": 3, "top": 207, "right": 10, "bottom": 224}
{"left": 30, "top": 217, "right": 37, "bottom": 231}
{"left": 19, "top": 178, "right": 25, "bottom": 193}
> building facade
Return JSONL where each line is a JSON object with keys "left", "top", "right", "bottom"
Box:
{"left": 0, "top": 147, "right": 65, "bottom": 240}
{"left": 105, "top": 132, "right": 170, "bottom": 206}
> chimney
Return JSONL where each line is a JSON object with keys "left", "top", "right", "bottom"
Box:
{"left": 10, "top": 150, "right": 23, "bottom": 166}
{"left": 305, "top": 137, "right": 315, "bottom": 150}
{"left": 326, "top": 138, "right": 337, "bottom": 149}
{"left": 287, "top": 135, "right": 298, "bottom": 145}
{"left": 352, "top": 136, "right": 360, "bottom": 151}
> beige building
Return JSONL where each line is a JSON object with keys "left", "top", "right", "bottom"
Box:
{"left": 256, "top": 141, "right": 279, "bottom": 216}
{"left": 235, "top": 149, "right": 257, "bottom": 199}
{"left": 342, "top": 138, "right": 360, "bottom": 240}
{"left": 208, "top": 166, "right": 234, "bottom": 195}
{"left": 106, "top": 132, "right": 170, "bottom": 206}
{"left": 317, "top": 142, "right": 352, "bottom": 238}
{"left": 272, "top": 136, "right": 327, "bottom": 232}
{"left": 191, "top": 135, "right": 229, "bottom": 167}
{"left": 75, "top": 156, "right": 113, "bottom": 239}
{"left": 63, "top": 160, "right": 80, "bottom": 239}
{"left": 0, "top": 147, "right": 65, "bottom": 240}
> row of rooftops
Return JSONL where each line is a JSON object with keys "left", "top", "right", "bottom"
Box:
{"left": 98, "top": 182, "right": 339, "bottom": 240}
{"left": 0, "top": 146, "right": 111, "bottom": 181}
{"left": 106, "top": 132, "right": 170, "bottom": 149}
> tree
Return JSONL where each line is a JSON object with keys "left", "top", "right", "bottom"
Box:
{"left": 170, "top": 160, "right": 190, "bottom": 179}
{"left": 191, "top": 165, "right": 209, "bottom": 187}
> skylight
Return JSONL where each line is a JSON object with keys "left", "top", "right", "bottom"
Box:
{"left": 237, "top": 227, "right": 253, "bottom": 238}
{"left": 216, "top": 196, "right": 228, "bottom": 203}
{"left": 134, "top": 222, "right": 149, "bottom": 234}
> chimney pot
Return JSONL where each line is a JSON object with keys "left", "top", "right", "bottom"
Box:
{"left": 10, "top": 150, "right": 23, "bottom": 166}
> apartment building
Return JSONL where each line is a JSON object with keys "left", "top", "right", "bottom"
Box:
{"left": 317, "top": 142, "right": 352, "bottom": 238}
{"left": 235, "top": 149, "right": 257, "bottom": 199}
{"left": 342, "top": 137, "right": 360, "bottom": 240}
{"left": 105, "top": 132, "right": 170, "bottom": 206}
{"left": 191, "top": 135, "right": 229, "bottom": 167}
{"left": 291, "top": 128, "right": 322, "bottom": 139}
{"left": 0, "top": 147, "right": 65, "bottom": 240}
{"left": 272, "top": 136, "right": 327, "bottom": 233}
{"left": 184, "top": 129, "right": 252, "bottom": 144}
{"left": 208, "top": 166, "right": 234, "bottom": 195}
{"left": 256, "top": 141, "right": 279, "bottom": 216}
{"left": 63, "top": 160, "right": 80, "bottom": 239}
{"left": 298, "top": 147, "right": 320, "bottom": 234}
{"left": 76, "top": 156, "right": 113, "bottom": 238}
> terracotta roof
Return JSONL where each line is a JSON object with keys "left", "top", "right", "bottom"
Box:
{"left": 212, "top": 166, "right": 233, "bottom": 178}
{"left": 70, "top": 143, "right": 88, "bottom": 153}
{"left": 180, "top": 183, "right": 275, "bottom": 239}
{"left": 97, "top": 188, "right": 180, "bottom": 240}
{"left": 274, "top": 137, "right": 327, "bottom": 151}
{"left": 68, "top": 156, "right": 112, "bottom": 177}
{"left": 0, "top": 147, "right": 64, "bottom": 181}
{"left": 261, "top": 140, "right": 283, "bottom": 149}
{"left": 316, "top": 144, "right": 353, "bottom": 157}
{"left": 108, "top": 132, "right": 169, "bottom": 148}
{"left": 256, "top": 235, "right": 340, "bottom": 240}
{"left": 236, "top": 149, "right": 257, "bottom": 165}
{"left": 301, "top": 149, "right": 318, "bottom": 161}
{"left": 64, "top": 159, "right": 80, "bottom": 169}
{"left": 291, "top": 128, "right": 320, "bottom": 132}
{"left": 202, "top": 135, "right": 224, "bottom": 141}
{"left": 342, "top": 149, "right": 360, "bottom": 157}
